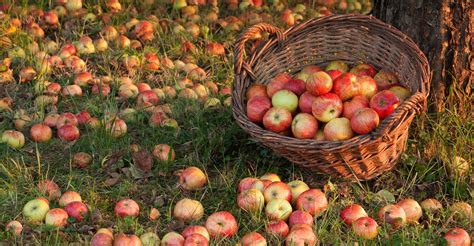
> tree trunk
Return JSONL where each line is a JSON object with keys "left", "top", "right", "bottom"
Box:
{"left": 372, "top": 0, "right": 473, "bottom": 113}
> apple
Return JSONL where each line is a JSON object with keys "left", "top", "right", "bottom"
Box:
{"left": 59, "top": 191, "right": 82, "bottom": 207}
{"left": 396, "top": 199, "right": 422, "bottom": 224}
{"left": 251, "top": 179, "right": 273, "bottom": 192}
{"left": 340, "top": 204, "right": 368, "bottom": 226}
{"left": 260, "top": 173, "right": 281, "bottom": 182}
{"left": 1, "top": 130, "right": 25, "bottom": 149}
{"left": 289, "top": 210, "right": 314, "bottom": 228}
{"left": 357, "top": 76, "right": 378, "bottom": 99}
{"left": 285, "top": 224, "right": 317, "bottom": 246}
{"left": 44, "top": 113, "right": 61, "bottom": 127}
{"left": 370, "top": 90, "right": 400, "bottom": 120}
{"left": 173, "top": 198, "right": 204, "bottom": 222}
{"left": 306, "top": 71, "right": 333, "bottom": 96}
{"left": 374, "top": 70, "right": 399, "bottom": 90}
{"left": 115, "top": 199, "right": 140, "bottom": 218}
{"left": 72, "top": 152, "right": 92, "bottom": 168}
{"left": 350, "top": 64, "right": 376, "bottom": 77}
{"left": 136, "top": 90, "right": 159, "bottom": 109}
{"left": 140, "top": 232, "right": 160, "bottom": 246}
{"left": 266, "top": 220, "right": 289, "bottom": 238}
{"left": 152, "top": 144, "right": 175, "bottom": 161}
{"left": 241, "top": 232, "right": 267, "bottom": 246}
{"left": 37, "top": 180, "right": 61, "bottom": 200}
{"left": 311, "top": 93, "right": 343, "bottom": 123}
{"left": 6, "top": 220, "right": 22, "bottom": 236}
{"left": 30, "top": 124, "right": 52, "bottom": 142}
{"left": 46, "top": 82, "right": 62, "bottom": 95}
{"left": 283, "top": 79, "right": 306, "bottom": 96}
{"left": 65, "top": 0, "right": 82, "bottom": 11}
{"left": 389, "top": 85, "right": 411, "bottom": 102}
{"left": 45, "top": 208, "right": 68, "bottom": 227}
{"left": 64, "top": 201, "right": 88, "bottom": 221}
{"left": 205, "top": 211, "right": 238, "bottom": 238}
{"left": 342, "top": 95, "right": 369, "bottom": 119}
{"left": 265, "top": 199, "right": 293, "bottom": 221}
{"left": 119, "top": 84, "right": 139, "bottom": 99}
{"left": 332, "top": 73, "right": 360, "bottom": 101}
{"left": 272, "top": 90, "right": 299, "bottom": 112}
{"left": 448, "top": 202, "right": 472, "bottom": 221}
{"left": 76, "top": 111, "right": 91, "bottom": 125}
{"left": 350, "top": 108, "right": 380, "bottom": 135}
{"left": 352, "top": 216, "right": 378, "bottom": 240}
{"left": 62, "top": 84, "right": 83, "bottom": 97}
{"left": 287, "top": 180, "right": 310, "bottom": 204}
{"left": 182, "top": 226, "right": 210, "bottom": 241}
{"left": 56, "top": 112, "right": 78, "bottom": 128}
{"left": 91, "top": 229, "right": 114, "bottom": 246}
{"left": 326, "top": 70, "right": 343, "bottom": 81}
{"left": 377, "top": 204, "right": 406, "bottom": 229}
{"left": 295, "top": 65, "right": 322, "bottom": 81}
{"left": 446, "top": 156, "right": 470, "bottom": 179}
{"left": 295, "top": 189, "right": 328, "bottom": 217}
{"left": 114, "top": 233, "right": 141, "bottom": 246}
{"left": 184, "top": 233, "right": 208, "bottom": 246}
{"left": 420, "top": 198, "right": 443, "bottom": 213}
{"left": 179, "top": 166, "right": 207, "bottom": 190}
{"left": 263, "top": 107, "right": 293, "bottom": 133}
{"left": 105, "top": 119, "right": 127, "bottom": 138}
{"left": 238, "top": 177, "right": 259, "bottom": 193}
{"left": 444, "top": 228, "right": 471, "bottom": 246}
{"left": 74, "top": 72, "right": 93, "bottom": 87}
{"left": 298, "top": 92, "right": 316, "bottom": 114}
{"left": 57, "top": 125, "right": 80, "bottom": 141}
{"left": 325, "top": 60, "right": 349, "bottom": 73}
{"left": 263, "top": 181, "right": 292, "bottom": 203}
{"left": 237, "top": 188, "right": 265, "bottom": 213}
{"left": 267, "top": 73, "right": 292, "bottom": 97}
{"left": 324, "top": 117, "right": 353, "bottom": 141}
{"left": 291, "top": 113, "right": 318, "bottom": 139}
{"left": 23, "top": 198, "right": 50, "bottom": 224}
{"left": 162, "top": 232, "right": 185, "bottom": 245}
{"left": 247, "top": 96, "right": 272, "bottom": 123}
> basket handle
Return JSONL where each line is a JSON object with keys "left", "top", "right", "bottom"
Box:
{"left": 234, "top": 23, "right": 285, "bottom": 79}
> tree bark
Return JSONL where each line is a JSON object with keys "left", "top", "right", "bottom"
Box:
{"left": 372, "top": 0, "right": 473, "bottom": 113}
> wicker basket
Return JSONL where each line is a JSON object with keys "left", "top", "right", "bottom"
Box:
{"left": 232, "top": 15, "right": 431, "bottom": 181}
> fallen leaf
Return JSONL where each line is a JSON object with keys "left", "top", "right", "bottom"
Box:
{"left": 90, "top": 208, "right": 103, "bottom": 223}
{"left": 149, "top": 208, "right": 160, "bottom": 221}
{"left": 132, "top": 149, "right": 153, "bottom": 172}
{"left": 375, "top": 189, "right": 396, "bottom": 203}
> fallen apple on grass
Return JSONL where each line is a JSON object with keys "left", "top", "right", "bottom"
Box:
{"left": 266, "top": 220, "right": 290, "bottom": 238}
{"left": 140, "top": 232, "right": 160, "bottom": 246}
{"left": 72, "top": 152, "right": 92, "bottom": 168}
{"left": 265, "top": 198, "right": 293, "bottom": 221}
{"left": 396, "top": 198, "right": 422, "bottom": 224}
{"left": 352, "top": 216, "right": 378, "bottom": 240}
{"left": 162, "top": 231, "right": 185, "bottom": 245}
{"left": 179, "top": 166, "right": 207, "bottom": 190}
{"left": 443, "top": 228, "right": 471, "bottom": 246}
{"left": 287, "top": 180, "right": 310, "bottom": 204}
{"left": 23, "top": 198, "right": 50, "bottom": 224}
{"left": 340, "top": 204, "right": 368, "bottom": 226}
{"left": 114, "top": 233, "right": 142, "bottom": 246}
{"left": 205, "top": 211, "right": 238, "bottom": 238}
{"left": 181, "top": 225, "right": 210, "bottom": 241}
{"left": 295, "top": 189, "right": 328, "bottom": 217}
{"left": 59, "top": 191, "right": 82, "bottom": 207}
{"left": 288, "top": 210, "right": 314, "bottom": 228}
{"left": 91, "top": 228, "right": 114, "bottom": 246}
{"left": 1, "top": 130, "right": 25, "bottom": 149}
{"left": 5, "top": 220, "right": 23, "bottom": 236}
{"left": 241, "top": 232, "right": 267, "bottom": 246}
{"left": 114, "top": 199, "right": 140, "bottom": 218}
{"left": 173, "top": 198, "right": 204, "bottom": 222}
{"left": 420, "top": 198, "right": 443, "bottom": 214}
{"left": 37, "top": 179, "right": 61, "bottom": 200}
{"left": 377, "top": 204, "right": 406, "bottom": 229}
{"left": 238, "top": 177, "right": 259, "bottom": 193}
{"left": 45, "top": 208, "right": 69, "bottom": 228}
{"left": 263, "top": 181, "right": 292, "bottom": 203}
{"left": 285, "top": 223, "right": 318, "bottom": 246}
{"left": 237, "top": 188, "right": 265, "bottom": 213}
{"left": 30, "top": 123, "right": 52, "bottom": 143}
{"left": 184, "top": 233, "right": 209, "bottom": 246}
{"left": 64, "top": 201, "right": 88, "bottom": 221}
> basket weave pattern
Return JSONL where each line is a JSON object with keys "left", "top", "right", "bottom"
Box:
{"left": 232, "top": 15, "right": 431, "bottom": 181}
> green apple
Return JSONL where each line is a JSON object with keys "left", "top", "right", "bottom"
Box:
{"left": 271, "top": 90, "right": 299, "bottom": 112}
{"left": 140, "top": 232, "right": 160, "bottom": 246}
{"left": 265, "top": 199, "right": 293, "bottom": 221}
{"left": 23, "top": 198, "right": 50, "bottom": 224}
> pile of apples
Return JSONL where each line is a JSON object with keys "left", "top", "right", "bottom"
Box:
{"left": 246, "top": 60, "right": 412, "bottom": 141}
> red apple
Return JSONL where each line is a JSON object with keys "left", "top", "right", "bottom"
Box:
{"left": 350, "top": 108, "right": 380, "bottom": 135}
{"left": 91, "top": 230, "right": 114, "bottom": 246}
{"left": 265, "top": 199, "right": 293, "bottom": 221}
{"left": 263, "top": 181, "right": 292, "bottom": 203}
{"left": 247, "top": 96, "right": 271, "bottom": 123}
{"left": 283, "top": 79, "right": 306, "bottom": 96}
{"left": 324, "top": 117, "right": 353, "bottom": 141}
{"left": 272, "top": 89, "right": 299, "bottom": 112}
{"left": 251, "top": 179, "right": 273, "bottom": 192}
{"left": 285, "top": 224, "right": 318, "bottom": 246}
{"left": 205, "top": 211, "right": 238, "bottom": 238}
{"left": 105, "top": 119, "right": 128, "bottom": 138}
{"left": 374, "top": 70, "right": 399, "bottom": 90}
{"left": 370, "top": 90, "right": 400, "bottom": 120}
{"left": 114, "top": 233, "right": 141, "bottom": 246}
{"left": 267, "top": 73, "right": 292, "bottom": 97}
{"left": 152, "top": 144, "right": 175, "bottom": 161}
{"left": 45, "top": 208, "right": 68, "bottom": 227}
{"left": 291, "top": 113, "right": 318, "bottom": 139}
{"left": 396, "top": 199, "right": 422, "bottom": 224}
{"left": 295, "top": 189, "right": 328, "bottom": 217}
{"left": 420, "top": 198, "right": 443, "bottom": 213}
{"left": 262, "top": 107, "right": 292, "bottom": 133}
{"left": 377, "top": 204, "right": 406, "bottom": 229}
{"left": 162, "top": 232, "right": 185, "bottom": 246}
{"left": 37, "top": 180, "right": 61, "bottom": 200}
{"left": 179, "top": 166, "right": 207, "bottom": 190}
{"left": 6, "top": 220, "right": 23, "bottom": 236}
{"left": 342, "top": 95, "right": 369, "bottom": 119}
{"left": 241, "top": 232, "right": 267, "bottom": 246}
{"left": 352, "top": 217, "right": 378, "bottom": 240}
{"left": 57, "top": 125, "right": 80, "bottom": 141}
{"left": 340, "top": 204, "right": 368, "bottom": 226}
{"left": 260, "top": 173, "right": 281, "bottom": 182}
{"left": 287, "top": 180, "right": 310, "bottom": 204}
{"left": 444, "top": 228, "right": 471, "bottom": 246}
{"left": 350, "top": 63, "right": 376, "bottom": 77}
{"left": 389, "top": 85, "right": 411, "bottom": 102}
{"left": 311, "top": 93, "right": 343, "bottom": 123}
{"left": 325, "top": 60, "right": 349, "bottom": 73}
{"left": 30, "top": 124, "right": 52, "bottom": 142}
{"left": 357, "top": 76, "right": 378, "bottom": 99}
{"left": 326, "top": 70, "right": 343, "bottom": 81}
{"left": 237, "top": 188, "right": 265, "bottom": 213}
{"left": 295, "top": 65, "right": 322, "bottom": 81}
{"left": 136, "top": 90, "right": 159, "bottom": 108}
{"left": 43, "top": 113, "right": 60, "bottom": 127}
{"left": 56, "top": 112, "right": 78, "bottom": 128}
{"left": 238, "top": 177, "right": 259, "bottom": 193}
{"left": 76, "top": 111, "right": 91, "bottom": 125}
{"left": 184, "top": 233, "right": 209, "bottom": 246}
{"left": 114, "top": 199, "right": 140, "bottom": 218}
{"left": 266, "top": 220, "right": 289, "bottom": 238}
{"left": 59, "top": 191, "right": 82, "bottom": 207}
{"left": 64, "top": 201, "right": 88, "bottom": 221}
{"left": 289, "top": 210, "right": 314, "bottom": 228}
{"left": 173, "top": 198, "right": 204, "bottom": 222}
{"left": 182, "top": 226, "right": 210, "bottom": 241}
{"left": 332, "top": 73, "right": 360, "bottom": 101}
{"left": 298, "top": 92, "right": 316, "bottom": 114}
{"left": 306, "top": 71, "right": 333, "bottom": 96}
{"left": 137, "top": 83, "right": 152, "bottom": 93}
{"left": 62, "top": 84, "right": 83, "bottom": 97}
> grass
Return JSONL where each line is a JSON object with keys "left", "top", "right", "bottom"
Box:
{"left": 0, "top": 0, "right": 472, "bottom": 245}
